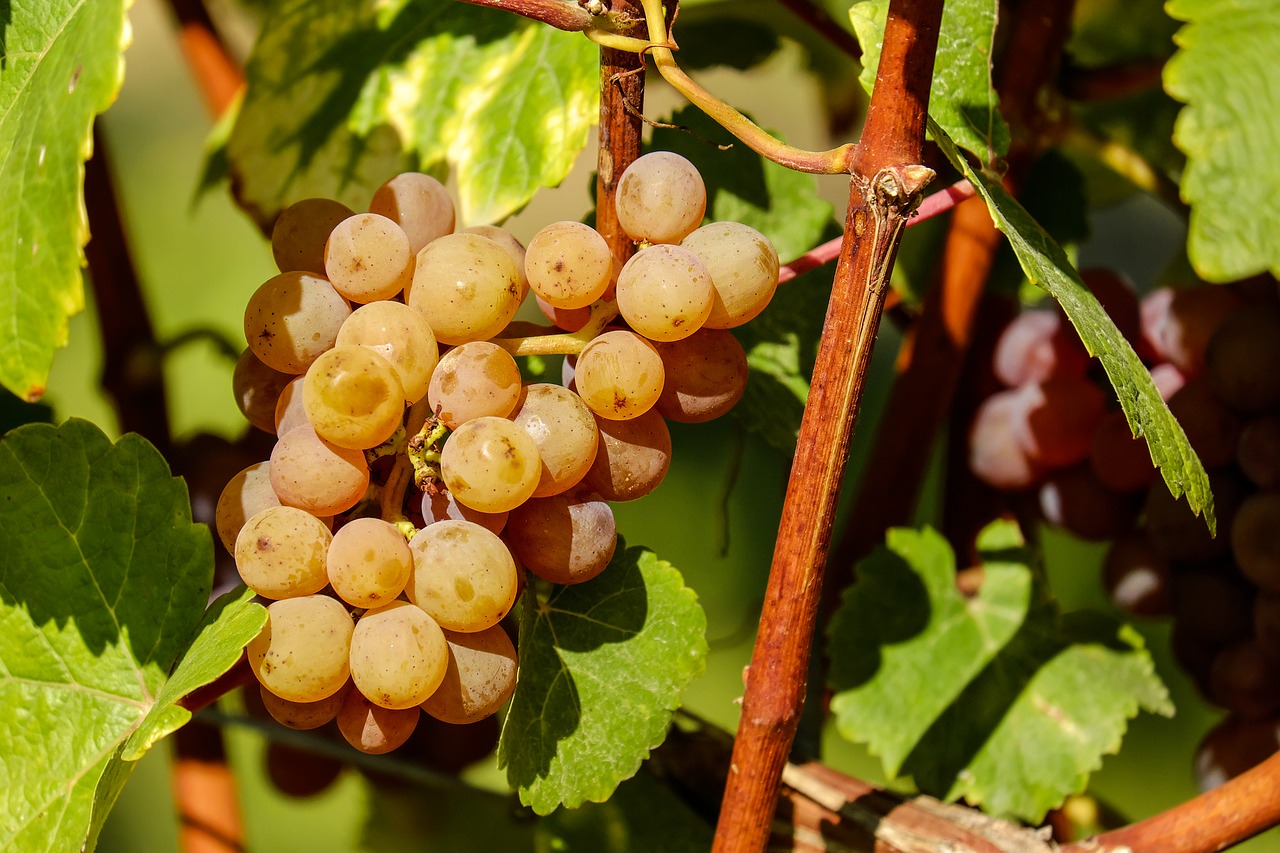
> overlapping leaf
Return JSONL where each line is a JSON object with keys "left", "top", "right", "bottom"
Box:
{"left": 498, "top": 539, "right": 707, "bottom": 814}
{"left": 1164, "top": 0, "right": 1280, "bottom": 281}
{"left": 0, "top": 0, "right": 131, "bottom": 400}
{"left": 828, "top": 522, "right": 1172, "bottom": 821}
{"left": 850, "top": 0, "right": 1007, "bottom": 162}
{"left": 0, "top": 420, "right": 266, "bottom": 851}
{"left": 227, "top": 0, "right": 597, "bottom": 229}
{"left": 932, "top": 121, "right": 1214, "bottom": 528}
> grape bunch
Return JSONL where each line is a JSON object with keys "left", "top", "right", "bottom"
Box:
{"left": 967, "top": 272, "right": 1280, "bottom": 790}
{"left": 215, "top": 152, "right": 778, "bottom": 754}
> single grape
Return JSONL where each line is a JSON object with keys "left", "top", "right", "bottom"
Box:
{"left": 406, "top": 520, "right": 519, "bottom": 632}
{"left": 654, "top": 329, "right": 748, "bottom": 423}
{"left": 1194, "top": 714, "right": 1280, "bottom": 791}
{"left": 1038, "top": 465, "right": 1140, "bottom": 541}
{"left": 421, "top": 489, "right": 508, "bottom": 535}
{"left": 270, "top": 424, "right": 370, "bottom": 516}
{"left": 247, "top": 595, "right": 354, "bottom": 703}
{"left": 506, "top": 489, "right": 617, "bottom": 585}
{"left": 968, "top": 385, "right": 1040, "bottom": 491}
{"left": 525, "top": 220, "right": 614, "bottom": 309}
{"left": 615, "top": 151, "right": 707, "bottom": 244}
{"left": 575, "top": 330, "right": 665, "bottom": 421}
{"left": 536, "top": 295, "right": 592, "bottom": 332}
{"left": 271, "top": 197, "right": 355, "bottom": 275}
{"left": 260, "top": 682, "right": 347, "bottom": 730}
{"left": 1141, "top": 285, "right": 1242, "bottom": 375}
{"left": 273, "top": 377, "right": 309, "bottom": 437}
{"left": 1089, "top": 410, "right": 1155, "bottom": 493}
{"left": 1020, "top": 377, "right": 1107, "bottom": 470}
{"left": 421, "top": 625, "right": 518, "bottom": 725}
{"left": 336, "top": 300, "right": 438, "bottom": 406}
{"left": 991, "top": 310, "right": 1089, "bottom": 388}
{"left": 615, "top": 244, "right": 714, "bottom": 342}
{"left": 233, "top": 348, "right": 293, "bottom": 434}
{"left": 439, "top": 416, "right": 542, "bottom": 514}
{"left": 1101, "top": 530, "right": 1172, "bottom": 617}
{"left": 408, "top": 233, "right": 522, "bottom": 345}
{"left": 216, "top": 461, "right": 280, "bottom": 554}
{"left": 265, "top": 741, "right": 345, "bottom": 798}
{"left": 426, "top": 341, "right": 522, "bottom": 430}
{"left": 459, "top": 225, "right": 528, "bottom": 297}
{"left": 511, "top": 383, "right": 599, "bottom": 497}
{"left": 349, "top": 600, "right": 449, "bottom": 709}
{"left": 303, "top": 345, "right": 406, "bottom": 450}
{"left": 1167, "top": 375, "right": 1243, "bottom": 470}
{"left": 1150, "top": 362, "right": 1188, "bottom": 400}
{"left": 583, "top": 409, "right": 672, "bottom": 501}
{"left": 681, "top": 221, "right": 779, "bottom": 329}
{"left": 244, "top": 271, "right": 352, "bottom": 374}
{"left": 337, "top": 689, "right": 420, "bottom": 755}
{"left": 369, "top": 172, "right": 455, "bottom": 255}
{"left": 327, "top": 517, "right": 413, "bottom": 609}
{"left": 323, "top": 212, "right": 414, "bottom": 303}
{"left": 1233, "top": 492, "right": 1280, "bottom": 592}
{"left": 1207, "top": 305, "right": 1280, "bottom": 414}
{"left": 234, "top": 505, "right": 332, "bottom": 599}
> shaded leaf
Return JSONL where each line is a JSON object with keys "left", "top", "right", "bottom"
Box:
{"left": 498, "top": 539, "right": 707, "bottom": 814}
{"left": 828, "top": 522, "right": 1172, "bottom": 821}
{"left": 227, "top": 0, "right": 597, "bottom": 229}
{"left": 1069, "top": 0, "right": 1180, "bottom": 67}
{"left": 850, "top": 0, "right": 1008, "bottom": 161}
{"left": 932, "top": 120, "right": 1215, "bottom": 531}
{"left": 536, "top": 768, "right": 713, "bottom": 851}
{"left": 0, "top": 0, "right": 130, "bottom": 400}
{"left": 1164, "top": 0, "right": 1280, "bottom": 281}
{"left": 0, "top": 420, "right": 265, "bottom": 851}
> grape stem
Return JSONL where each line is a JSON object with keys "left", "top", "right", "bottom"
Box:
{"left": 405, "top": 411, "right": 450, "bottom": 493}
{"left": 490, "top": 300, "right": 620, "bottom": 356}
{"left": 383, "top": 398, "right": 437, "bottom": 525}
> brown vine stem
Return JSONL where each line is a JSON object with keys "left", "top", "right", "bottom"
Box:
{"left": 455, "top": 0, "right": 594, "bottom": 31}
{"left": 710, "top": 0, "right": 944, "bottom": 848}
{"left": 164, "top": 0, "right": 244, "bottom": 118}
{"left": 1064, "top": 751, "right": 1280, "bottom": 853}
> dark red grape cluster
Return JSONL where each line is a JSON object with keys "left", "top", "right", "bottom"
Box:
{"left": 968, "top": 271, "right": 1280, "bottom": 791}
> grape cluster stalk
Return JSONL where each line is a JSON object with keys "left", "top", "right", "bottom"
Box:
{"left": 967, "top": 271, "right": 1280, "bottom": 789}
{"left": 215, "top": 152, "right": 780, "bottom": 753}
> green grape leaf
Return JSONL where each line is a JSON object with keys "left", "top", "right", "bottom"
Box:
{"left": 850, "top": 0, "right": 1008, "bottom": 162}
{"left": 536, "top": 768, "right": 714, "bottom": 851}
{"left": 498, "top": 539, "right": 707, "bottom": 814}
{"left": 0, "top": 420, "right": 266, "bottom": 852}
{"left": 1164, "top": 0, "right": 1280, "bottom": 281}
{"left": 932, "top": 120, "right": 1215, "bottom": 530}
{"left": 650, "top": 106, "right": 834, "bottom": 263}
{"left": 227, "top": 0, "right": 597, "bottom": 230}
{"left": 0, "top": 0, "right": 129, "bottom": 401}
{"left": 828, "top": 522, "right": 1172, "bottom": 822}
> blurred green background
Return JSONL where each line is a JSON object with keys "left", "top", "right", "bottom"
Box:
{"left": 66, "top": 0, "right": 1278, "bottom": 850}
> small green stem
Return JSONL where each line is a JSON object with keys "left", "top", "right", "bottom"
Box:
{"left": 407, "top": 413, "right": 451, "bottom": 491}
{"left": 380, "top": 398, "right": 435, "bottom": 527}
{"left": 491, "top": 300, "right": 620, "bottom": 356}
{"left": 637, "top": 0, "right": 856, "bottom": 174}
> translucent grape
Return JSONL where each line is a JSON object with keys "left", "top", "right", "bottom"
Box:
{"left": 1141, "top": 285, "right": 1241, "bottom": 375}
{"left": 427, "top": 342, "right": 522, "bottom": 429}
{"left": 349, "top": 600, "right": 449, "bottom": 710}
{"left": 323, "top": 212, "right": 414, "bottom": 303}
{"left": 271, "top": 198, "right": 355, "bottom": 275}
{"left": 244, "top": 271, "right": 352, "bottom": 374}
{"left": 614, "top": 151, "right": 706, "bottom": 244}
{"left": 615, "top": 244, "right": 714, "bottom": 342}
{"left": 408, "top": 233, "right": 522, "bottom": 345}
{"left": 525, "top": 220, "right": 614, "bottom": 309}
{"left": 991, "top": 310, "right": 1089, "bottom": 388}
{"left": 303, "top": 345, "right": 406, "bottom": 450}
{"left": 233, "top": 348, "right": 293, "bottom": 434}
{"left": 439, "top": 416, "right": 542, "bottom": 513}
{"left": 654, "top": 329, "right": 748, "bottom": 423}
{"left": 247, "top": 595, "right": 353, "bottom": 703}
{"left": 421, "top": 626, "right": 518, "bottom": 725}
{"left": 511, "top": 383, "right": 599, "bottom": 497}
{"left": 336, "top": 300, "right": 438, "bottom": 406}
{"left": 273, "top": 377, "right": 308, "bottom": 436}
{"left": 681, "top": 221, "right": 779, "bottom": 329}
{"left": 583, "top": 409, "right": 672, "bottom": 501}
{"left": 1019, "top": 377, "right": 1106, "bottom": 469}
{"left": 260, "top": 682, "right": 347, "bottom": 730}
{"left": 234, "top": 506, "right": 332, "bottom": 599}
{"left": 406, "top": 520, "right": 518, "bottom": 632}
{"left": 369, "top": 172, "right": 455, "bottom": 255}
{"left": 216, "top": 462, "right": 280, "bottom": 553}
{"left": 327, "top": 517, "right": 413, "bottom": 609}
{"left": 536, "top": 295, "right": 592, "bottom": 332}
{"left": 459, "top": 225, "right": 529, "bottom": 296}
{"left": 506, "top": 489, "right": 616, "bottom": 585}
{"left": 421, "top": 489, "right": 508, "bottom": 535}
{"left": 968, "top": 386, "right": 1040, "bottom": 491}
{"left": 337, "top": 689, "right": 419, "bottom": 754}
{"left": 270, "top": 424, "right": 370, "bottom": 516}
{"left": 575, "top": 330, "right": 664, "bottom": 420}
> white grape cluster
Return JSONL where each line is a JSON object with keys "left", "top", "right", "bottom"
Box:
{"left": 215, "top": 151, "right": 780, "bottom": 754}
